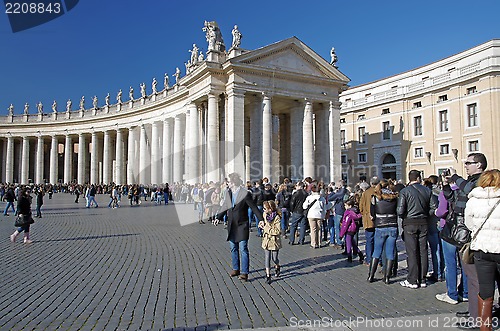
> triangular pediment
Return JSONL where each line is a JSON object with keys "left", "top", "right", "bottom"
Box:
{"left": 229, "top": 37, "right": 350, "bottom": 83}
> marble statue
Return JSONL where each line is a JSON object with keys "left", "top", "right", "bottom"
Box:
{"left": 173, "top": 67, "right": 181, "bottom": 85}
{"left": 105, "top": 93, "right": 110, "bottom": 106}
{"left": 203, "top": 21, "right": 225, "bottom": 52}
{"left": 37, "top": 101, "right": 43, "bottom": 114}
{"left": 129, "top": 86, "right": 134, "bottom": 101}
{"left": 52, "top": 100, "right": 57, "bottom": 113}
{"left": 79, "top": 96, "right": 85, "bottom": 110}
{"left": 140, "top": 83, "right": 146, "bottom": 98}
{"left": 198, "top": 51, "right": 204, "bottom": 62}
{"left": 164, "top": 73, "right": 169, "bottom": 90}
{"left": 189, "top": 44, "right": 199, "bottom": 65}
{"left": 92, "top": 96, "right": 98, "bottom": 109}
{"left": 66, "top": 99, "right": 72, "bottom": 112}
{"left": 24, "top": 103, "right": 29, "bottom": 115}
{"left": 8, "top": 104, "right": 14, "bottom": 116}
{"left": 330, "top": 47, "right": 338, "bottom": 66}
{"left": 152, "top": 78, "right": 158, "bottom": 94}
{"left": 231, "top": 25, "right": 242, "bottom": 48}
{"left": 117, "top": 89, "right": 122, "bottom": 103}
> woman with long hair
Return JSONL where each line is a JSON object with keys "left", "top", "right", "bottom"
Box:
{"left": 367, "top": 179, "right": 399, "bottom": 284}
{"left": 10, "top": 187, "right": 34, "bottom": 244}
{"left": 465, "top": 169, "right": 500, "bottom": 331}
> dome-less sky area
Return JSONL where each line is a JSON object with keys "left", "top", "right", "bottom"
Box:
{"left": 1, "top": 0, "right": 499, "bottom": 115}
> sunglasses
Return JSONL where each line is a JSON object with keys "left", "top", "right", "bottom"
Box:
{"left": 464, "top": 161, "right": 479, "bottom": 166}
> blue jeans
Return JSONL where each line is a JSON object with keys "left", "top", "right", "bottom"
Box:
{"left": 289, "top": 212, "right": 306, "bottom": 244}
{"left": 280, "top": 209, "right": 289, "bottom": 232}
{"left": 229, "top": 240, "right": 249, "bottom": 275}
{"left": 372, "top": 227, "right": 397, "bottom": 260}
{"left": 442, "top": 239, "right": 468, "bottom": 301}
{"left": 4, "top": 201, "right": 15, "bottom": 215}
{"left": 254, "top": 206, "right": 263, "bottom": 236}
{"left": 328, "top": 215, "right": 335, "bottom": 244}
{"left": 333, "top": 214, "right": 343, "bottom": 246}
{"left": 86, "top": 196, "right": 98, "bottom": 208}
{"left": 428, "top": 229, "right": 444, "bottom": 279}
{"left": 163, "top": 192, "right": 169, "bottom": 205}
{"left": 364, "top": 228, "right": 375, "bottom": 263}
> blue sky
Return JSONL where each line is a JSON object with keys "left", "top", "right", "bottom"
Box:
{"left": 1, "top": 0, "right": 499, "bottom": 115}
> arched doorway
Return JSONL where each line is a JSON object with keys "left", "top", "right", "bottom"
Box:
{"left": 381, "top": 153, "right": 397, "bottom": 180}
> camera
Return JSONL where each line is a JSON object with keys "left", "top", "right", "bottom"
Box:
{"left": 442, "top": 169, "right": 450, "bottom": 176}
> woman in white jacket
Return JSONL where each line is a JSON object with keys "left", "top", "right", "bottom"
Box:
{"left": 465, "top": 169, "right": 500, "bottom": 331}
{"left": 303, "top": 184, "right": 332, "bottom": 249}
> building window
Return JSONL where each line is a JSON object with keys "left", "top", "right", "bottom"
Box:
{"left": 466, "top": 86, "right": 477, "bottom": 95}
{"left": 382, "top": 121, "right": 391, "bottom": 140}
{"left": 358, "top": 127, "right": 366, "bottom": 144}
{"left": 414, "top": 116, "right": 423, "bottom": 136}
{"left": 438, "top": 94, "right": 448, "bottom": 103}
{"left": 381, "top": 108, "right": 390, "bottom": 115}
{"left": 358, "top": 153, "right": 367, "bottom": 163}
{"left": 341, "top": 155, "right": 347, "bottom": 164}
{"left": 440, "top": 144, "right": 450, "bottom": 155}
{"left": 439, "top": 110, "right": 449, "bottom": 132}
{"left": 413, "top": 101, "right": 422, "bottom": 109}
{"left": 414, "top": 147, "right": 423, "bottom": 158}
{"left": 467, "top": 103, "right": 478, "bottom": 127}
{"left": 357, "top": 114, "right": 365, "bottom": 121}
{"left": 340, "top": 130, "right": 346, "bottom": 147}
{"left": 468, "top": 140, "right": 479, "bottom": 152}
{"left": 340, "top": 118, "right": 346, "bottom": 123}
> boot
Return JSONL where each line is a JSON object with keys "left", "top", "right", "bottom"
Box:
{"left": 478, "top": 295, "right": 494, "bottom": 331}
{"left": 10, "top": 230, "right": 19, "bottom": 243}
{"left": 383, "top": 260, "right": 394, "bottom": 284}
{"left": 266, "top": 275, "right": 272, "bottom": 285}
{"left": 357, "top": 251, "right": 364, "bottom": 264}
{"left": 367, "top": 258, "right": 379, "bottom": 283}
{"left": 23, "top": 232, "right": 32, "bottom": 244}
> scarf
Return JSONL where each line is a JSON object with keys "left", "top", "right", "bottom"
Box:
{"left": 266, "top": 211, "right": 276, "bottom": 222}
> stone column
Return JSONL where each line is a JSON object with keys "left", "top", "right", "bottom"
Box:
{"left": 64, "top": 135, "right": 73, "bottom": 183}
{"left": 173, "top": 115, "right": 184, "bottom": 183}
{"left": 249, "top": 95, "right": 263, "bottom": 181}
{"left": 290, "top": 101, "right": 304, "bottom": 180}
{"left": 103, "top": 130, "right": 111, "bottom": 184}
{"left": 127, "top": 127, "right": 136, "bottom": 184}
{"left": 162, "top": 118, "right": 172, "bottom": 184}
{"left": 207, "top": 94, "right": 219, "bottom": 182}
{"left": 151, "top": 121, "right": 160, "bottom": 185}
{"left": 188, "top": 103, "right": 200, "bottom": 184}
{"left": 36, "top": 135, "right": 44, "bottom": 184}
{"left": 5, "top": 136, "right": 14, "bottom": 183}
{"left": 262, "top": 93, "right": 272, "bottom": 181}
{"left": 226, "top": 89, "right": 245, "bottom": 176}
{"left": 50, "top": 135, "right": 58, "bottom": 184}
{"left": 314, "top": 104, "right": 329, "bottom": 181}
{"left": 78, "top": 133, "right": 86, "bottom": 184}
{"left": 184, "top": 109, "right": 191, "bottom": 181}
{"left": 139, "top": 124, "right": 148, "bottom": 185}
{"left": 21, "top": 137, "right": 30, "bottom": 185}
{"left": 115, "top": 129, "right": 124, "bottom": 185}
{"left": 303, "top": 99, "right": 315, "bottom": 179}
{"left": 330, "top": 101, "right": 341, "bottom": 182}
{"left": 91, "top": 132, "right": 99, "bottom": 184}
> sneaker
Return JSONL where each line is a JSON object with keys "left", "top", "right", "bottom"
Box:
{"left": 458, "top": 296, "right": 469, "bottom": 302}
{"left": 420, "top": 280, "right": 427, "bottom": 288}
{"left": 399, "top": 280, "right": 418, "bottom": 289}
{"left": 436, "top": 293, "right": 458, "bottom": 304}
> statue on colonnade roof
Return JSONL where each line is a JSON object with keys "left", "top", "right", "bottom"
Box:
{"left": 202, "top": 21, "right": 225, "bottom": 52}
{"left": 231, "top": 25, "right": 242, "bottom": 49}
{"left": 8, "top": 104, "right": 14, "bottom": 116}
{"left": 52, "top": 100, "right": 57, "bottom": 113}
{"left": 24, "top": 103, "right": 29, "bottom": 115}
{"left": 37, "top": 101, "right": 43, "bottom": 114}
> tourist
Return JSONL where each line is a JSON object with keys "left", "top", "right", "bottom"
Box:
{"left": 275, "top": 183, "right": 292, "bottom": 236}
{"left": 367, "top": 179, "right": 399, "bottom": 283}
{"left": 359, "top": 176, "right": 380, "bottom": 263}
{"left": 259, "top": 200, "right": 282, "bottom": 284}
{"left": 3, "top": 185, "right": 16, "bottom": 216}
{"left": 34, "top": 186, "right": 44, "bottom": 218}
{"left": 328, "top": 180, "right": 349, "bottom": 250}
{"left": 339, "top": 198, "right": 363, "bottom": 263}
{"left": 217, "top": 173, "right": 263, "bottom": 282}
{"left": 465, "top": 169, "right": 500, "bottom": 331}
{"left": 10, "top": 187, "right": 34, "bottom": 244}
{"left": 303, "top": 184, "right": 331, "bottom": 249}
{"left": 86, "top": 184, "right": 99, "bottom": 208}
{"left": 397, "top": 170, "right": 437, "bottom": 289}
{"left": 288, "top": 182, "right": 308, "bottom": 245}
{"left": 423, "top": 175, "right": 444, "bottom": 282}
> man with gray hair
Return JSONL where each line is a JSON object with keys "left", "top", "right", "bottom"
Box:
{"left": 359, "top": 176, "right": 380, "bottom": 264}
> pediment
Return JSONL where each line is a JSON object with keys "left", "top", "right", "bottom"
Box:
{"left": 230, "top": 37, "right": 349, "bottom": 83}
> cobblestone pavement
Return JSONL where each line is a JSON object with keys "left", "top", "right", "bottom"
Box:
{"left": 0, "top": 194, "right": 468, "bottom": 330}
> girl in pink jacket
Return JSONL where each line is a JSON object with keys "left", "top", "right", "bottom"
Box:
{"left": 340, "top": 199, "right": 364, "bottom": 263}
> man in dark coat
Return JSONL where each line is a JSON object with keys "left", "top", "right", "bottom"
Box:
{"left": 218, "top": 173, "right": 263, "bottom": 281}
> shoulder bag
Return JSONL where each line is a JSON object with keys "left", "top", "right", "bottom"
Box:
{"left": 460, "top": 198, "right": 500, "bottom": 264}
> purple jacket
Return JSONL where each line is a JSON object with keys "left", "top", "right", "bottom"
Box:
{"left": 435, "top": 185, "right": 458, "bottom": 228}
{"left": 340, "top": 208, "right": 362, "bottom": 237}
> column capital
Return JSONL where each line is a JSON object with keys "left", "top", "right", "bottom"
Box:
{"left": 261, "top": 92, "right": 273, "bottom": 100}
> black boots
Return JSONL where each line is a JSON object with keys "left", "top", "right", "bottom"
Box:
{"left": 266, "top": 275, "right": 272, "bottom": 284}
{"left": 367, "top": 258, "right": 379, "bottom": 283}
{"left": 358, "top": 251, "right": 364, "bottom": 264}
{"left": 383, "top": 259, "right": 394, "bottom": 284}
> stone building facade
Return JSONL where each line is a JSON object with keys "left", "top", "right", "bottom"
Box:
{"left": 339, "top": 39, "right": 500, "bottom": 184}
{"left": 0, "top": 27, "right": 349, "bottom": 186}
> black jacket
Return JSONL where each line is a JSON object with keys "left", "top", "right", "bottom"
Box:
{"left": 371, "top": 197, "right": 398, "bottom": 228}
{"left": 397, "top": 183, "right": 437, "bottom": 225}
{"left": 290, "top": 189, "right": 308, "bottom": 215}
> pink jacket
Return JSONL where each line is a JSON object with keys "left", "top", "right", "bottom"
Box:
{"left": 340, "top": 208, "right": 362, "bottom": 237}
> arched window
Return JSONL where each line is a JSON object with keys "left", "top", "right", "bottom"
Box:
{"left": 382, "top": 154, "right": 396, "bottom": 164}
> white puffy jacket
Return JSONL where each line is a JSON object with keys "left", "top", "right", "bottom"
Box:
{"left": 465, "top": 187, "right": 500, "bottom": 253}
{"left": 303, "top": 193, "right": 332, "bottom": 219}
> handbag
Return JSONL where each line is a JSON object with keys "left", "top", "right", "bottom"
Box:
{"left": 14, "top": 214, "right": 33, "bottom": 227}
{"left": 459, "top": 198, "right": 500, "bottom": 264}
{"left": 303, "top": 199, "right": 318, "bottom": 217}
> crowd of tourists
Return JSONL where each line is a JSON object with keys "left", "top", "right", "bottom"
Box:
{"left": 2, "top": 151, "right": 500, "bottom": 330}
